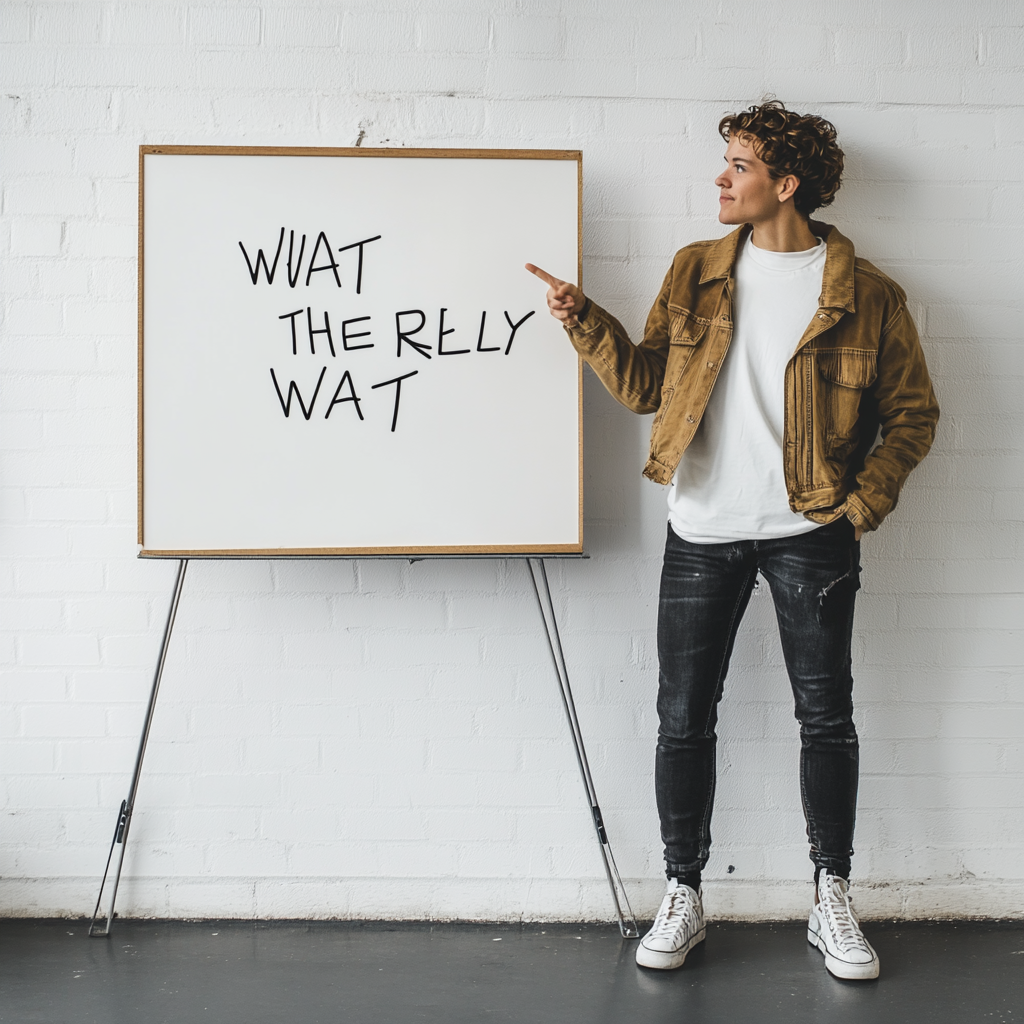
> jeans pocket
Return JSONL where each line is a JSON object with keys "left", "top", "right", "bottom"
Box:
{"left": 817, "top": 515, "right": 855, "bottom": 540}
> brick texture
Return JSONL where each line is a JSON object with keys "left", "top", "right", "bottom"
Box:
{"left": 1, "top": 0, "right": 1021, "bottom": 922}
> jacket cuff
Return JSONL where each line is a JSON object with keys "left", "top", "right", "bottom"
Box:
{"left": 562, "top": 298, "right": 605, "bottom": 342}
{"left": 843, "top": 492, "right": 878, "bottom": 532}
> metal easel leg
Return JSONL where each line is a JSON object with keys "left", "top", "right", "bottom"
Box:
{"left": 89, "top": 559, "right": 189, "bottom": 937}
{"left": 527, "top": 558, "right": 638, "bottom": 939}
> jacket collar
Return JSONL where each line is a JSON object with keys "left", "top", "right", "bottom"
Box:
{"left": 699, "top": 221, "right": 857, "bottom": 313}
{"left": 698, "top": 225, "right": 748, "bottom": 284}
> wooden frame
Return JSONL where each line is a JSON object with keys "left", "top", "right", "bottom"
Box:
{"left": 137, "top": 145, "right": 584, "bottom": 558}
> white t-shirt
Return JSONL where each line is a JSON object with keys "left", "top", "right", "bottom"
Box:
{"left": 667, "top": 234, "right": 827, "bottom": 544}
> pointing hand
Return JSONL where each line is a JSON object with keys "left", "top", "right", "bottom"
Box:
{"left": 525, "top": 264, "right": 586, "bottom": 322}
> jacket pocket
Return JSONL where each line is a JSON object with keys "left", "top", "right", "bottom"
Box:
{"left": 668, "top": 306, "right": 708, "bottom": 346}
{"left": 651, "top": 385, "right": 675, "bottom": 434}
{"left": 816, "top": 348, "right": 877, "bottom": 451}
{"left": 665, "top": 308, "right": 706, "bottom": 388}
{"left": 817, "top": 348, "right": 877, "bottom": 389}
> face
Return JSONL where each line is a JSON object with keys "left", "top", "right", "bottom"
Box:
{"left": 714, "top": 135, "right": 795, "bottom": 226}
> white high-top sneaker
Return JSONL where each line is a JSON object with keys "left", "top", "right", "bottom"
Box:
{"left": 635, "top": 879, "right": 706, "bottom": 970}
{"left": 807, "top": 873, "right": 880, "bottom": 980}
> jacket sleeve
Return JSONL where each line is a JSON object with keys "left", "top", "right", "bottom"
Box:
{"left": 561, "top": 267, "right": 674, "bottom": 414}
{"left": 844, "top": 303, "right": 939, "bottom": 531}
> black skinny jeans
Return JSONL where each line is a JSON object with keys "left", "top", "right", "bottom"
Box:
{"left": 656, "top": 517, "right": 861, "bottom": 882}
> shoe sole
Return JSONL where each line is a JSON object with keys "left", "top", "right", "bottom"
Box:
{"left": 635, "top": 926, "right": 706, "bottom": 970}
{"left": 807, "top": 926, "right": 879, "bottom": 980}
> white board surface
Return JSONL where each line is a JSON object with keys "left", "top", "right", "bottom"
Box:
{"left": 140, "top": 148, "right": 582, "bottom": 555}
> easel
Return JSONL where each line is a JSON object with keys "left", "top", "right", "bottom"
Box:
{"left": 88, "top": 556, "right": 638, "bottom": 939}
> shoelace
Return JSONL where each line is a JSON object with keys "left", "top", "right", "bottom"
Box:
{"left": 819, "top": 878, "right": 870, "bottom": 953}
{"left": 649, "top": 888, "right": 701, "bottom": 941}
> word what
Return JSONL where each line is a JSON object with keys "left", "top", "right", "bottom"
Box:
{"left": 239, "top": 228, "right": 381, "bottom": 291}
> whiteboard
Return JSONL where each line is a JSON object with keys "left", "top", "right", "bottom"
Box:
{"left": 139, "top": 147, "right": 582, "bottom": 556}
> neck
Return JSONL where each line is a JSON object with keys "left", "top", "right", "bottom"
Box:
{"left": 749, "top": 212, "right": 818, "bottom": 253}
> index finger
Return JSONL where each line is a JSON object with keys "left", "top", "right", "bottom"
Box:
{"left": 524, "top": 263, "right": 564, "bottom": 289}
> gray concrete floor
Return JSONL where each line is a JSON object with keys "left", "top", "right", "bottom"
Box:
{"left": 1, "top": 918, "right": 1021, "bottom": 1024}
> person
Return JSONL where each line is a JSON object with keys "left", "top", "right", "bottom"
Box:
{"left": 527, "top": 100, "right": 938, "bottom": 982}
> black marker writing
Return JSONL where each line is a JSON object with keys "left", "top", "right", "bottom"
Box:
{"left": 239, "top": 227, "right": 284, "bottom": 285}
{"left": 503, "top": 310, "right": 535, "bottom": 355}
{"left": 270, "top": 366, "right": 327, "bottom": 420}
{"left": 395, "top": 309, "right": 431, "bottom": 359}
{"left": 306, "top": 307, "right": 335, "bottom": 357}
{"left": 242, "top": 227, "right": 381, "bottom": 289}
{"left": 337, "top": 235, "right": 382, "bottom": 294}
{"left": 476, "top": 310, "right": 497, "bottom": 352}
{"left": 371, "top": 371, "right": 419, "bottom": 432}
{"left": 286, "top": 230, "right": 306, "bottom": 288}
{"left": 325, "top": 370, "right": 364, "bottom": 420}
{"left": 279, "top": 309, "right": 303, "bottom": 355}
{"left": 342, "top": 316, "right": 373, "bottom": 351}
{"left": 437, "top": 307, "right": 469, "bottom": 356}
{"left": 305, "top": 231, "right": 342, "bottom": 288}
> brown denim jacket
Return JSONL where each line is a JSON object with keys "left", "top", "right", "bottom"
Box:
{"left": 564, "top": 223, "right": 939, "bottom": 532}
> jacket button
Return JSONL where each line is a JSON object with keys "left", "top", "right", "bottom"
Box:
{"left": 707, "top": 360, "right": 715, "bottom": 368}
{"left": 686, "top": 414, "right": 696, "bottom": 423}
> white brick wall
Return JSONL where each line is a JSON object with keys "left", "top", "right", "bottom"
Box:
{"left": 2, "top": 0, "right": 1022, "bottom": 922}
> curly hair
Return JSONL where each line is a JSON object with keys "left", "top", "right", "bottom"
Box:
{"left": 718, "top": 101, "right": 844, "bottom": 216}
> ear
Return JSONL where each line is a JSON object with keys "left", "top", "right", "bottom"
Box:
{"left": 776, "top": 174, "right": 800, "bottom": 204}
